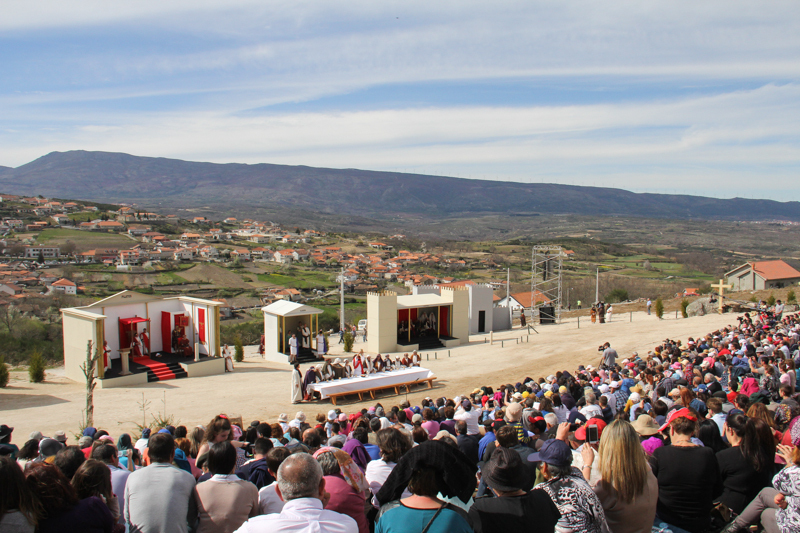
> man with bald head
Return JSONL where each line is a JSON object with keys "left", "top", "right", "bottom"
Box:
{"left": 233, "top": 452, "right": 357, "bottom": 533}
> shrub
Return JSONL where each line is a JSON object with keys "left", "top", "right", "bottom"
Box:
{"left": 0, "top": 354, "right": 8, "bottom": 387}
{"left": 606, "top": 288, "right": 629, "bottom": 303}
{"left": 28, "top": 350, "right": 46, "bottom": 383}
{"left": 655, "top": 298, "right": 664, "bottom": 319}
{"left": 788, "top": 290, "right": 797, "bottom": 304}
{"left": 343, "top": 331, "right": 354, "bottom": 353}
{"left": 680, "top": 299, "right": 689, "bottom": 319}
{"left": 767, "top": 294, "right": 776, "bottom": 307}
{"left": 749, "top": 295, "right": 758, "bottom": 303}
{"left": 234, "top": 336, "right": 244, "bottom": 362}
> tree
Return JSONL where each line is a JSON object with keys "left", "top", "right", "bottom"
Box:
{"left": 767, "top": 294, "right": 776, "bottom": 307}
{"left": 0, "top": 305, "right": 22, "bottom": 337}
{"left": 606, "top": 288, "right": 629, "bottom": 303}
{"left": 234, "top": 336, "right": 244, "bottom": 362}
{"left": 28, "top": 349, "right": 45, "bottom": 383}
{"left": 681, "top": 299, "right": 689, "bottom": 319}
{"left": 788, "top": 290, "right": 797, "bottom": 304}
{"left": 0, "top": 354, "right": 9, "bottom": 387}
{"left": 655, "top": 298, "right": 664, "bottom": 319}
{"left": 36, "top": 251, "right": 44, "bottom": 264}
{"left": 79, "top": 341, "right": 100, "bottom": 427}
{"left": 343, "top": 331, "right": 354, "bottom": 353}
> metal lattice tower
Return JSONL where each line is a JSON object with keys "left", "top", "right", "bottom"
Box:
{"left": 530, "top": 245, "right": 564, "bottom": 324}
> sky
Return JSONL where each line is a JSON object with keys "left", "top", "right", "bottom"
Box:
{"left": 2, "top": 1, "right": 800, "bottom": 200}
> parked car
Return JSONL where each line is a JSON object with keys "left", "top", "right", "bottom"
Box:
{"left": 357, "top": 319, "right": 367, "bottom": 332}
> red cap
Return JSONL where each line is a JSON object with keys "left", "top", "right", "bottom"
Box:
{"left": 574, "top": 418, "right": 607, "bottom": 441}
{"left": 658, "top": 408, "right": 697, "bottom": 432}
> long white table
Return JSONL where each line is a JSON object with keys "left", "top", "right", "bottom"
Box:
{"left": 307, "top": 367, "right": 435, "bottom": 402}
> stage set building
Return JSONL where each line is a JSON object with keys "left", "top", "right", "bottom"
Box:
{"left": 411, "top": 283, "right": 510, "bottom": 334}
{"left": 262, "top": 300, "right": 323, "bottom": 363}
{"left": 61, "top": 291, "right": 224, "bottom": 388}
{"left": 367, "top": 286, "right": 470, "bottom": 354}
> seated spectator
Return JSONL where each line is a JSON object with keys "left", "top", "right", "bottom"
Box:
{"left": 124, "top": 432, "right": 198, "bottom": 533}
{"left": 26, "top": 462, "right": 114, "bottom": 533}
{"left": 374, "top": 441, "right": 474, "bottom": 533}
{"left": 258, "top": 447, "right": 291, "bottom": 515}
{"left": 343, "top": 428, "right": 371, "bottom": 472}
{"left": 53, "top": 446, "right": 85, "bottom": 479}
{"left": 366, "top": 428, "right": 412, "bottom": 508}
{"left": 71, "top": 459, "right": 121, "bottom": 523}
{"left": 195, "top": 440, "right": 259, "bottom": 533}
{"left": 314, "top": 447, "right": 370, "bottom": 533}
{"left": 530, "top": 437, "right": 609, "bottom": 532}
{"left": 650, "top": 408, "right": 722, "bottom": 533}
{"left": 237, "top": 438, "right": 274, "bottom": 490}
{"left": 234, "top": 452, "right": 358, "bottom": 532}
{"left": 589, "top": 420, "right": 658, "bottom": 533}
{"left": 0, "top": 425, "right": 19, "bottom": 459}
{"left": 0, "top": 456, "right": 41, "bottom": 532}
{"left": 92, "top": 443, "right": 130, "bottom": 527}
{"left": 469, "top": 447, "right": 560, "bottom": 533}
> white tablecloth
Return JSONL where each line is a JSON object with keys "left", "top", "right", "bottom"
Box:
{"left": 307, "top": 367, "right": 434, "bottom": 399}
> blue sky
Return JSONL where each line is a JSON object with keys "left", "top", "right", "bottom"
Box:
{"left": 2, "top": 1, "right": 800, "bottom": 200}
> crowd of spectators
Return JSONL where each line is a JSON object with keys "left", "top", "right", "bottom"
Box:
{"left": 2, "top": 308, "right": 800, "bottom": 533}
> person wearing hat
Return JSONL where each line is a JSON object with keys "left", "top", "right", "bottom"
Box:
{"left": 0, "top": 425, "right": 18, "bottom": 459}
{"left": 468, "top": 447, "right": 561, "bottom": 533}
{"left": 650, "top": 408, "right": 722, "bottom": 533}
{"left": 530, "top": 438, "right": 609, "bottom": 532}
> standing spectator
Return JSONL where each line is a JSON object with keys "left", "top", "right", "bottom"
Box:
{"left": 195, "top": 441, "right": 259, "bottom": 533}
{"left": 0, "top": 456, "right": 41, "bottom": 532}
{"left": 469, "top": 447, "right": 560, "bottom": 533}
{"left": 124, "top": 432, "right": 198, "bottom": 533}
{"left": 234, "top": 453, "right": 357, "bottom": 533}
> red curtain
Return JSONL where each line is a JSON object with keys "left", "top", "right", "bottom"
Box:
{"left": 198, "top": 308, "right": 206, "bottom": 343}
{"left": 398, "top": 309, "right": 409, "bottom": 324}
{"left": 440, "top": 306, "right": 450, "bottom": 337}
{"left": 161, "top": 312, "right": 171, "bottom": 352}
{"left": 410, "top": 308, "right": 418, "bottom": 323}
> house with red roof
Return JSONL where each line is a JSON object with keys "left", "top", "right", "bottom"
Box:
{"left": 50, "top": 278, "right": 77, "bottom": 295}
{"left": 725, "top": 260, "right": 800, "bottom": 291}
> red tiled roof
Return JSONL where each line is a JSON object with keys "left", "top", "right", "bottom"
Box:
{"left": 510, "top": 290, "right": 551, "bottom": 306}
{"left": 751, "top": 260, "right": 800, "bottom": 281}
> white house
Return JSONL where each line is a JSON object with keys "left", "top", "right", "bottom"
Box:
{"left": 49, "top": 278, "right": 77, "bottom": 295}
{"left": 725, "top": 260, "right": 800, "bottom": 291}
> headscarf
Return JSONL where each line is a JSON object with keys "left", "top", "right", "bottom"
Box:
{"left": 342, "top": 438, "right": 370, "bottom": 472}
{"left": 375, "top": 440, "right": 477, "bottom": 506}
{"left": 313, "top": 446, "right": 369, "bottom": 493}
{"left": 117, "top": 433, "right": 133, "bottom": 452}
{"left": 83, "top": 427, "right": 97, "bottom": 439}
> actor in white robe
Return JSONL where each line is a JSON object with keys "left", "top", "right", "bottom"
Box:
{"left": 291, "top": 364, "right": 302, "bottom": 404}
{"left": 411, "top": 350, "right": 421, "bottom": 367}
{"left": 141, "top": 330, "right": 150, "bottom": 355}
{"left": 300, "top": 323, "right": 311, "bottom": 349}
{"left": 289, "top": 334, "right": 299, "bottom": 363}
{"left": 364, "top": 355, "right": 372, "bottom": 376}
{"left": 344, "top": 362, "right": 353, "bottom": 378}
{"left": 103, "top": 340, "right": 111, "bottom": 371}
{"left": 316, "top": 332, "right": 326, "bottom": 355}
{"left": 605, "top": 305, "right": 613, "bottom": 322}
{"left": 222, "top": 344, "right": 234, "bottom": 372}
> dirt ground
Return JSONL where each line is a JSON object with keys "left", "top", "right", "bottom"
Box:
{"left": 178, "top": 264, "right": 254, "bottom": 289}
{"left": 1, "top": 311, "right": 739, "bottom": 443}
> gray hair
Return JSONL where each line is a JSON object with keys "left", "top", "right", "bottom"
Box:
{"left": 315, "top": 450, "right": 340, "bottom": 476}
{"left": 586, "top": 393, "right": 597, "bottom": 405}
{"left": 277, "top": 452, "right": 323, "bottom": 500}
{"left": 544, "top": 413, "right": 558, "bottom": 427}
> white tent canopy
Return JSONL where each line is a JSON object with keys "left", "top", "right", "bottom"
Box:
{"left": 262, "top": 300, "right": 323, "bottom": 317}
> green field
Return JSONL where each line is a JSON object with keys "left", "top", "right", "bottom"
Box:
{"left": 36, "top": 228, "right": 134, "bottom": 251}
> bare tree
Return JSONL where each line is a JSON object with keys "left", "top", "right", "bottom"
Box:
{"left": 80, "top": 340, "right": 101, "bottom": 427}
{"left": 0, "top": 304, "right": 21, "bottom": 337}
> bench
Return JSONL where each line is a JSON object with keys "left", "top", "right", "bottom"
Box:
{"left": 328, "top": 377, "right": 435, "bottom": 405}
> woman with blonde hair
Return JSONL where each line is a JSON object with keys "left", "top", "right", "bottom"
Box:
{"left": 591, "top": 419, "right": 658, "bottom": 533}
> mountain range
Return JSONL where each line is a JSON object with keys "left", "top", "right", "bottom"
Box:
{"left": 0, "top": 151, "right": 797, "bottom": 229}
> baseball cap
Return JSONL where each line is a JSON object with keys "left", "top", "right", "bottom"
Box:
{"left": 528, "top": 439, "right": 573, "bottom": 467}
{"left": 658, "top": 408, "right": 697, "bottom": 432}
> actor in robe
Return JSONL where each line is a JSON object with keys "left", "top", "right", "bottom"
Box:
{"left": 291, "top": 363, "right": 303, "bottom": 404}
{"left": 364, "top": 355, "right": 372, "bottom": 376}
{"left": 172, "top": 325, "right": 181, "bottom": 352}
{"left": 605, "top": 304, "right": 613, "bottom": 322}
{"left": 410, "top": 350, "right": 421, "bottom": 367}
{"left": 343, "top": 361, "right": 353, "bottom": 378}
{"left": 598, "top": 302, "right": 606, "bottom": 323}
{"left": 102, "top": 340, "right": 111, "bottom": 371}
{"left": 140, "top": 329, "right": 150, "bottom": 355}
{"left": 352, "top": 351, "right": 364, "bottom": 376}
{"left": 302, "top": 366, "right": 318, "bottom": 401}
{"left": 289, "top": 333, "right": 299, "bottom": 364}
{"left": 590, "top": 306, "right": 597, "bottom": 323}
{"left": 300, "top": 322, "right": 311, "bottom": 349}
{"left": 399, "top": 353, "right": 410, "bottom": 369}
{"left": 384, "top": 355, "right": 396, "bottom": 372}
{"left": 222, "top": 344, "right": 234, "bottom": 372}
{"left": 322, "top": 359, "right": 335, "bottom": 381}
{"left": 316, "top": 330, "right": 326, "bottom": 356}
{"left": 131, "top": 333, "right": 143, "bottom": 357}
{"left": 373, "top": 354, "right": 384, "bottom": 373}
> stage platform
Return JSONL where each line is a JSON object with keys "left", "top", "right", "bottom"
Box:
{"left": 306, "top": 367, "right": 435, "bottom": 404}
{"left": 98, "top": 352, "right": 226, "bottom": 389}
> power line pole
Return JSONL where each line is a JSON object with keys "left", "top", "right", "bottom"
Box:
{"left": 595, "top": 266, "right": 599, "bottom": 304}
{"left": 340, "top": 267, "right": 345, "bottom": 332}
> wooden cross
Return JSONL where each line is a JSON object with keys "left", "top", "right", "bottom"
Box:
{"left": 711, "top": 278, "right": 733, "bottom": 314}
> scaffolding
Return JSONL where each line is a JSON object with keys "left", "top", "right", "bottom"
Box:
{"left": 530, "top": 245, "right": 564, "bottom": 324}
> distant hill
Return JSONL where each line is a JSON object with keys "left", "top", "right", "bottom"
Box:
{"left": 0, "top": 150, "right": 798, "bottom": 224}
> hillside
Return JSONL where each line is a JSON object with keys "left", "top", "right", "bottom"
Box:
{"left": 1, "top": 151, "right": 799, "bottom": 225}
